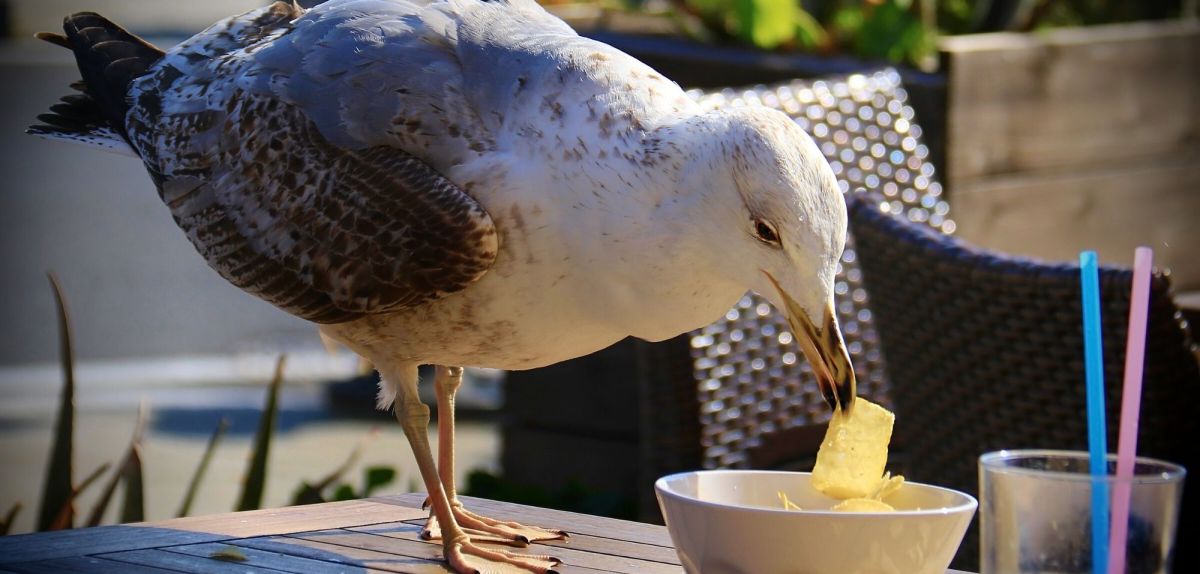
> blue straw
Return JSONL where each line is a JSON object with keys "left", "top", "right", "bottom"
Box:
{"left": 1080, "top": 251, "right": 1109, "bottom": 574}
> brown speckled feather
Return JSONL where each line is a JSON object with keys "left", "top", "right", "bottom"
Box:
{"left": 126, "top": 3, "right": 498, "bottom": 323}
{"left": 154, "top": 91, "right": 497, "bottom": 323}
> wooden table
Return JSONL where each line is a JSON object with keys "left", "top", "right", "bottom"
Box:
{"left": 0, "top": 493, "right": 972, "bottom": 573}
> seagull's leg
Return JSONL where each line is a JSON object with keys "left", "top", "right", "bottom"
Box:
{"left": 422, "top": 366, "right": 568, "bottom": 546}
{"left": 384, "top": 364, "right": 560, "bottom": 574}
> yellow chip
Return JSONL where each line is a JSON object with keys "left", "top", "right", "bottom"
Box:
{"left": 778, "top": 491, "right": 803, "bottom": 511}
{"left": 832, "top": 498, "right": 895, "bottom": 512}
{"left": 873, "top": 472, "right": 904, "bottom": 500}
{"left": 811, "top": 397, "right": 895, "bottom": 499}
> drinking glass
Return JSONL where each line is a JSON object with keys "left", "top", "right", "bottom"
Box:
{"left": 979, "top": 449, "right": 1185, "bottom": 574}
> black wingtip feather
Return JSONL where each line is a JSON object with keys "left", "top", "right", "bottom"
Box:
{"left": 60, "top": 12, "right": 165, "bottom": 142}
{"left": 36, "top": 113, "right": 87, "bottom": 130}
{"left": 59, "top": 94, "right": 95, "bottom": 107}
{"left": 28, "top": 12, "right": 163, "bottom": 154}
{"left": 34, "top": 32, "right": 71, "bottom": 48}
{"left": 91, "top": 40, "right": 143, "bottom": 61}
{"left": 50, "top": 100, "right": 101, "bottom": 118}
{"left": 104, "top": 57, "right": 153, "bottom": 83}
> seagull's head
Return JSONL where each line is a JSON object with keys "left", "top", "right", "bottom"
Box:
{"left": 677, "top": 106, "right": 856, "bottom": 412}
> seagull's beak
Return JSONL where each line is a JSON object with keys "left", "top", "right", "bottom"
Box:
{"left": 764, "top": 272, "right": 857, "bottom": 413}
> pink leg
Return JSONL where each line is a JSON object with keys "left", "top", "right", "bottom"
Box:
{"left": 422, "top": 366, "right": 569, "bottom": 547}
{"left": 385, "top": 364, "right": 560, "bottom": 574}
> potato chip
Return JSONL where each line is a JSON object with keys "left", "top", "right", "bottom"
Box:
{"left": 811, "top": 397, "right": 896, "bottom": 499}
{"left": 777, "top": 491, "right": 803, "bottom": 511}
{"left": 872, "top": 472, "right": 904, "bottom": 500}
{"left": 831, "top": 498, "right": 895, "bottom": 512}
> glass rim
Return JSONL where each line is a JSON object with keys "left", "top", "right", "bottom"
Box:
{"left": 979, "top": 449, "right": 1186, "bottom": 485}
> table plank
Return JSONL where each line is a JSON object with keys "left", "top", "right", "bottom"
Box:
{"left": 2, "top": 556, "right": 178, "bottom": 574}
{"left": 358, "top": 519, "right": 682, "bottom": 566}
{"left": 289, "top": 528, "right": 617, "bottom": 574}
{"left": 372, "top": 494, "right": 675, "bottom": 547}
{"left": 235, "top": 536, "right": 454, "bottom": 574}
{"left": 148, "top": 499, "right": 426, "bottom": 538}
{"left": 353, "top": 521, "right": 680, "bottom": 574}
{"left": 0, "top": 494, "right": 976, "bottom": 573}
{"left": 166, "top": 541, "right": 401, "bottom": 574}
{"left": 0, "top": 500, "right": 422, "bottom": 565}
{"left": 99, "top": 548, "right": 289, "bottom": 574}
{"left": 0, "top": 525, "right": 218, "bottom": 566}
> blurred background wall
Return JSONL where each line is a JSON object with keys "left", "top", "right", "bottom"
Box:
{"left": 0, "top": 1, "right": 358, "bottom": 393}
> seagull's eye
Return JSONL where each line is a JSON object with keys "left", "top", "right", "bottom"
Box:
{"left": 753, "top": 218, "right": 781, "bottom": 246}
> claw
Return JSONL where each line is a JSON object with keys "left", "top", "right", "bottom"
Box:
{"left": 425, "top": 503, "right": 568, "bottom": 548}
{"left": 447, "top": 539, "right": 560, "bottom": 574}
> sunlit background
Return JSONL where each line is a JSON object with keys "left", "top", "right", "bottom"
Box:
{"left": 0, "top": 3, "right": 1195, "bottom": 570}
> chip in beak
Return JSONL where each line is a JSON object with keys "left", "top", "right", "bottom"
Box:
{"left": 764, "top": 272, "right": 857, "bottom": 413}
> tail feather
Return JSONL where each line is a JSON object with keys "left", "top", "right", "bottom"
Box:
{"left": 33, "top": 31, "right": 70, "bottom": 49}
{"left": 26, "top": 12, "right": 165, "bottom": 157}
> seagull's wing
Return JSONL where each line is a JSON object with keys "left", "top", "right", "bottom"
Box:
{"left": 238, "top": 0, "right": 694, "bottom": 164}
{"left": 449, "top": 0, "right": 698, "bottom": 142}
{"left": 242, "top": 0, "right": 502, "bottom": 170}
{"left": 126, "top": 2, "right": 497, "bottom": 324}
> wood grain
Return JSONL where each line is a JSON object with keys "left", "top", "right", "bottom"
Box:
{"left": 148, "top": 498, "right": 426, "bottom": 538}
{"left": 356, "top": 521, "right": 680, "bottom": 574}
{"left": 166, "top": 541, "right": 403, "bottom": 574}
{"left": 0, "top": 494, "right": 978, "bottom": 573}
{"left": 365, "top": 520, "right": 682, "bottom": 565}
{"left": 0, "top": 500, "right": 422, "bottom": 565}
{"left": 373, "top": 494, "right": 676, "bottom": 548}
{"left": 0, "top": 525, "right": 219, "bottom": 566}
{"left": 289, "top": 528, "right": 610, "bottom": 574}
{"left": 236, "top": 535, "right": 456, "bottom": 574}
{"left": 2, "top": 555, "right": 175, "bottom": 574}
{"left": 100, "top": 548, "right": 292, "bottom": 573}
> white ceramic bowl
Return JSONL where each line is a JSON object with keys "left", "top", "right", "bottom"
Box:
{"left": 655, "top": 470, "right": 977, "bottom": 574}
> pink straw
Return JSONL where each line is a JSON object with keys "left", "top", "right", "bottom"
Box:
{"left": 1107, "top": 247, "right": 1153, "bottom": 574}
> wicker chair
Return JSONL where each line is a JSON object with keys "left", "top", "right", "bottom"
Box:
{"left": 845, "top": 193, "right": 1200, "bottom": 570}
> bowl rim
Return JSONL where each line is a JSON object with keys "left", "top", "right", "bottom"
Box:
{"left": 655, "top": 469, "right": 978, "bottom": 517}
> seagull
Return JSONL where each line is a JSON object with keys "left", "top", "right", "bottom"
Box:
{"left": 29, "top": 0, "right": 856, "bottom": 571}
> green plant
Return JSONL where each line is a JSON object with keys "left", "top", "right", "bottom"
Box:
{"left": 176, "top": 417, "right": 229, "bottom": 518}
{"left": 291, "top": 428, "right": 396, "bottom": 505}
{"left": 36, "top": 273, "right": 77, "bottom": 531}
{"left": 85, "top": 404, "right": 146, "bottom": 526}
{"left": 6, "top": 275, "right": 406, "bottom": 535}
{"left": 673, "top": 0, "right": 938, "bottom": 67}
{"left": 32, "top": 274, "right": 149, "bottom": 531}
{"left": 0, "top": 504, "right": 21, "bottom": 536}
{"left": 236, "top": 355, "right": 285, "bottom": 512}
{"left": 662, "top": 0, "right": 1191, "bottom": 68}
{"left": 48, "top": 463, "right": 109, "bottom": 530}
